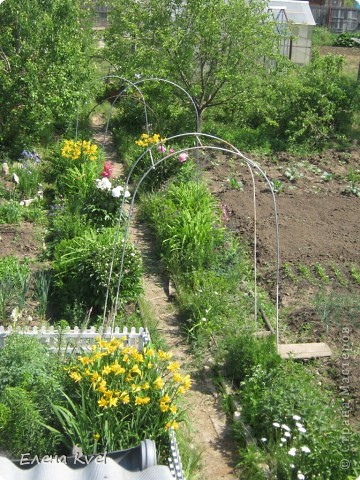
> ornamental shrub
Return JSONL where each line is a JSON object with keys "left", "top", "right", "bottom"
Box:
{"left": 52, "top": 227, "right": 143, "bottom": 320}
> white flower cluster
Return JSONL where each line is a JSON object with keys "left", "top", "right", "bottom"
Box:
{"left": 95, "top": 178, "right": 131, "bottom": 198}
{"left": 270, "top": 415, "right": 311, "bottom": 480}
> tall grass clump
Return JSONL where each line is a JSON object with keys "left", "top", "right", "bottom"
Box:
{"left": 141, "top": 180, "right": 225, "bottom": 275}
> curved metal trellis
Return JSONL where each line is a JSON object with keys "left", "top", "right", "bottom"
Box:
{"left": 75, "top": 75, "right": 151, "bottom": 143}
{"left": 75, "top": 75, "right": 281, "bottom": 351}
{"left": 103, "top": 132, "right": 281, "bottom": 351}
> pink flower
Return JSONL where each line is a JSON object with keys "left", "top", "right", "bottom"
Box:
{"left": 101, "top": 161, "right": 113, "bottom": 178}
{"left": 178, "top": 152, "right": 189, "bottom": 163}
{"left": 157, "top": 145, "right": 166, "bottom": 153}
{"left": 169, "top": 148, "right": 175, "bottom": 154}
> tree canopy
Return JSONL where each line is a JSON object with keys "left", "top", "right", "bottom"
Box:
{"left": 0, "top": 0, "right": 95, "bottom": 153}
{"left": 104, "top": 0, "right": 282, "bottom": 130}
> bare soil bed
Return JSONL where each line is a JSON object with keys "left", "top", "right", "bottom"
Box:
{"left": 204, "top": 145, "right": 360, "bottom": 427}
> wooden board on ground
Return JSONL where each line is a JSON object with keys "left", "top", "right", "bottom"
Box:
{"left": 278, "top": 342, "right": 331, "bottom": 359}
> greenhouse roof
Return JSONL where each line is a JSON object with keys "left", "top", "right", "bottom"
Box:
{"left": 268, "top": 0, "right": 316, "bottom": 25}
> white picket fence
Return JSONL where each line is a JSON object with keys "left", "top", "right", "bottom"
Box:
{"left": 0, "top": 325, "right": 150, "bottom": 353}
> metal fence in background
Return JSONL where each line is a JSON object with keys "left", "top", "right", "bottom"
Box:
{"left": 311, "top": 6, "right": 360, "bottom": 33}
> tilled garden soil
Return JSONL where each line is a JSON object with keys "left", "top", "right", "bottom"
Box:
{"left": 204, "top": 146, "right": 360, "bottom": 427}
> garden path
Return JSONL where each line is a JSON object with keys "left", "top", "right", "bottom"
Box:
{"left": 91, "top": 114, "right": 239, "bottom": 480}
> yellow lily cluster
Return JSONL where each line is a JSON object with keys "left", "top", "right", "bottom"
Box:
{"left": 135, "top": 133, "right": 165, "bottom": 148}
{"left": 67, "top": 338, "right": 191, "bottom": 433}
{"left": 61, "top": 139, "right": 98, "bottom": 161}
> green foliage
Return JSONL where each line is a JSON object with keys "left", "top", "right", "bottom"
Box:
{"left": 48, "top": 139, "right": 103, "bottom": 198}
{"left": 313, "top": 291, "right": 360, "bottom": 329}
{"left": 0, "top": 256, "right": 30, "bottom": 322}
{"left": 0, "top": 336, "right": 65, "bottom": 456}
{"left": 343, "top": 168, "right": 360, "bottom": 196}
{"left": 0, "top": 387, "right": 51, "bottom": 457}
{"left": 47, "top": 199, "right": 89, "bottom": 250}
{"left": 33, "top": 270, "right": 52, "bottom": 319}
{"left": 313, "top": 262, "right": 331, "bottom": 284}
{"left": 213, "top": 52, "right": 360, "bottom": 151}
{"left": 0, "top": 200, "right": 24, "bottom": 224}
{"left": 0, "top": 335, "right": 63, "bottom": 397}
{"left": 223, "top": 333, "right": 281, "bottom": 385}
{"left": 350, "top": 265, "right": 360, "bottom": 285}
{"left": 105, "top": 0, "right": 281, "bottom": 130}
{"left": 297, "top": 262, "right": 317, "bottom": 285}
{"left": 52, "top": 227, "right": 143, "bottom": 319}
{"left": 11, "top": 150, "right": 44, "bottom": 200}
{"left": 142, "top": 180, "right": 224, "bottom": 273}
{"left": 82, "top": 177, "right": 131, "bottom": 228}
{"left": 0, "top": 0, "right": 96, "bottom": 153}
{"left": 237, "top": 362, "right": 360, "bottom": 479}
{"left": 127, "top": 135, "right": 193, "bottom": 193}
{"left": 334, "top": 32, "right": 360, "bottom": 48}
{"left": 282, "top": 262, "right": 299, "bottom": 283}
{"left": 311, "top": 27, "right": 337, "bottom": 47}
{"left": 52, "top": 340, "right": 191, "bottom": 458}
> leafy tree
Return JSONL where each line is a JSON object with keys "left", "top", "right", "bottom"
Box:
{"left": 104, "top": 0, "right": 282, "bottom": 131}
{"left": 0, "top": 0, "right": 96, "bottom": 153}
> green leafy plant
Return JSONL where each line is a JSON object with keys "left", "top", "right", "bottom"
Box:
{"left": 223, "top": 333, "right": 280, "bottom": 385}
{"left": 53, "top": 227, "right": 143, "bottom": 319}
{"left": 313, "top": 291, "right": 360, "bottom": 331}
{"left": 334, "top": 32, "right": 360, "bottom": 48}
{"left": 313, "top": 263, "right": 331, "bottom": 285}
{"left": 342, "top": 168, "right": 360, "bottom": 197}
{"left": 0, "top": 335, "right": 65, "bottom": 456}
{"left": 227, "top": 177, "right": 244, "bottom": 191}
{"left": 82, "top": 176, "right": 131, "bottom": 228}
{"left": 0, "top": 200, "right": 24, "bottom": 224}
{"left": 142, "top": 180, "right": 225, "bottom": 273}
{"left": 51, "top": 339, "right": 191, "bottom": 458}
{"left": 238, "top": 362, "right": 360, "bottom": 479}
{"left": 33, "top": 270, "right": 52, "bottom": 319}
{"left": 350, "top": 265, "right": 360, "bottom": 285}
{"left": 0, "top": 0, "right": 96, "bottom": 152}
{"left": 311, "top": 26, "right": 337, "bottom": 47}
{"left": 297, "top": 263, "right": 317, "bottom": 285}
{"left": 105, "top": 0, "right": 280, "bottom": 132}
{"left": 12, "top": 150, "right": 43, "bottom": 200}
{"left": 271, "top": 179, "right": 284, "bottom": 194}
{"left": 0, "top": 256, "right": 30, "bottom": 322}
{"left": 320, "top": 171, "right": 333, "bottom": 182}
{"left": 329, "top": 263, "right": 348, "bottom": 286}
{"left": 282, "top": 262, "right": 298, "bottom": 283}
{"left": 0, "top": 387, "right": 55, "bottom": 457}
{"left": 284, "top": 166, "right": 303, "bottom": 182}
